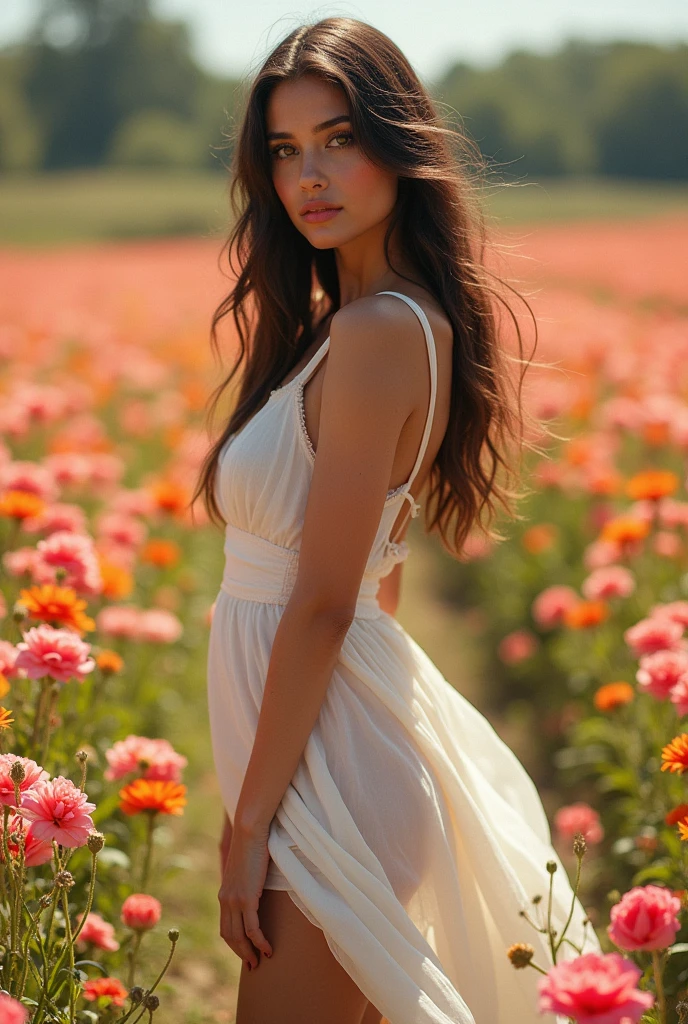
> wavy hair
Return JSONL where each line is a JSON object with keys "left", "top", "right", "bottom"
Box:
{"left": 192, "top": 16, "right": 552, "bottom": 557}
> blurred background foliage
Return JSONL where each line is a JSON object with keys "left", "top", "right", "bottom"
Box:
{"left": 1, "top": 0, "right": 687, "bottom": 181}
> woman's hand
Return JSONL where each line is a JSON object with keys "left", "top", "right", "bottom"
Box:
{"left": 218, "top": 820, "right": 274, "bottom": 970}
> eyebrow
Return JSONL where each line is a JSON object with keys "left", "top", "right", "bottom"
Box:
{"left": 266, "top": 114, "right": 351, "bottom": 142}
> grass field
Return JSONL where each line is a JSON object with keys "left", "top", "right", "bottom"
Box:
{"left": 1, "top": 169, "right": 688, "bottom": 246}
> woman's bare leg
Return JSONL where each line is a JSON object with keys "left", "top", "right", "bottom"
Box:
{"left": 235, "top": 888, "right": 370, "bottom": 1024}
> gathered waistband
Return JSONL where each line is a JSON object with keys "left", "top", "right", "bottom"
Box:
{"left": 219, "top": 522, "right": 382, "bottom": 620}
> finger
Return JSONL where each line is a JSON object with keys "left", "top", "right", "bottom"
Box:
{"left": 231, "top": 903, "right": 258, "bottom": 968}
{"left": 243, "top": 904, "right": 273, "bottom": 957}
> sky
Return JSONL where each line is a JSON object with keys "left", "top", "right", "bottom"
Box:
{"left": 2, "top": 0, "right": 688, "bottom": 82}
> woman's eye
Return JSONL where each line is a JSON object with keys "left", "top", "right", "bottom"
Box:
{"left": 329, "top": 131, "right": 354, "bottom": 148}
{"left": 270, "top": 132, "right": 354, "bottom": 160}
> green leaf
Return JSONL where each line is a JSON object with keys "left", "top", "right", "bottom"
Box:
{"left": 96, "top": 847, "right": 130, "bottom": 869}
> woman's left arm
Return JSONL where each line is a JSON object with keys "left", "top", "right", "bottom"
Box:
{"left": 220, "top": 296, "right": 422, "bottom": 966}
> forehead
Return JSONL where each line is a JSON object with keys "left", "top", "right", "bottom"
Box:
{"left": 266, "top": 76, "right": 349, "bottom": 130}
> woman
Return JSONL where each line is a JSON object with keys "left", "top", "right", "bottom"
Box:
{"left": 195, "top": 17, "right": 600, "bottom": 1024}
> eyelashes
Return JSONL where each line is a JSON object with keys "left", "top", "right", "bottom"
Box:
{"left": 270, "top": 131, "right": 355, "bottom": 161}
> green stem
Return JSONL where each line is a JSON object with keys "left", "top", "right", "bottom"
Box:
{"left": 546, "top": 869, "right": 556, "bottom": 964}
{"left": 126, "top": 930, "right": 143, "bottom": 989}
{"left": 69, "top": 850, "right": 98, "bottom": 945}
{"left": 554, "top": 855, "right": 583, "bottom": 956}
{"left": 652, "top": 949, "right": 667, "bottom": 1024}
{"left": 30, "top": 679, "right": 49, "bottom": 753}
{"left": 140, "top": 812, "right": 156, "bottom": 891}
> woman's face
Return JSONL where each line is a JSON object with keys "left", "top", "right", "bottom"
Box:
{"left": 266, "top": 75, "right": 398, "bottom": 249}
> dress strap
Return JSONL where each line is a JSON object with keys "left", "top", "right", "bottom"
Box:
{"left": 376, "top": 292, "right": 438, "bottom": 537}
{"left": 298, "top": 336, "right": 331, "bottom": 387}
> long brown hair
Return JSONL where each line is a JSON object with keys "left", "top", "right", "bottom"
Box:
{"left": 192, "top": 16, "right": 551, "bottom": 557}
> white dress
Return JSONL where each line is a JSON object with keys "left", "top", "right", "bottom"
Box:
{"left": 206, "top": 290, "right": 600, "bottom": 1024}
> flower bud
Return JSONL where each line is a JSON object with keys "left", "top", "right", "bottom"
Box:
{"left": 546, "top": 860, "right": 557, "bottom": 874}
{"left": 572, "top": 830, "right": 587, "bottom": 857}
{"left": 531, "top": 894, "right": 542, "bottom": 905}
{"left": 168, "top": 927, "right": 179, "bottom": 942}
{"left": 9, "top": 761, "right": 26, "bottom": 785}
{"left": 54, "top": 870, "right": 75, "bottom": 889}
{"left": 145, "top": 994, "right": 160, "bottom": 1011}
{"left": 507, "top": 942, "right": 535, "bottom": 969}
{"left": 87, "top": 831, "right": 105, "bottom": 853}
{"left": 75, "top": 750, "right": 89, "bottom": 764}
{"left": 121, "top": 893, "right": 162, "bottom": 931}
{"left": 129, "top": 986, "right": 145, "bottom": 1005}
{"left": 12, "top": 601, "right": 27, "bottom": 623}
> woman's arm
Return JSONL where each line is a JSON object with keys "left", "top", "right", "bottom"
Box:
{"left": 233, "top": 296, "right": 423, "bottom": 838}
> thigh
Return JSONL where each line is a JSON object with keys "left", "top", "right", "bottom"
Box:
{"left": 235, "top": 888, "right": 370, "bottom": 1024}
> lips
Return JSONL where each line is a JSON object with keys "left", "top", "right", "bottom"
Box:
{"left": 299, "top": 201, "right": 342, "bottom": 216}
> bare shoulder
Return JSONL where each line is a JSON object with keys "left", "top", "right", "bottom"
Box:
{"left": 328, "top": 289, "right": 451, "bottom": 399}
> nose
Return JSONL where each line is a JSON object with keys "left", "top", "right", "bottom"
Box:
{"left": 298, "top": 148, "right": 327, "bottom": 191}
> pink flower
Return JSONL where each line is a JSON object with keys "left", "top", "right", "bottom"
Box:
{"left": 2, "top": 547, "right": 40, "bottom": 578}
{"left": 581, "top": 566, "right": 635, "bottom": 602}
{"left": 636, "top": 649, "right": 688, "bottom": 700}
{"left": 18, "top": 775, "right": 96, "bottom": 847}
{"left": 110, "top": 488, "right": 156, "bottom": 517}
{"left": 583, "top": 538, "right": 622, "bottom": 570}
{"left": 608, "top": 884, "right": 682, "bottom": 951}
{"left": 554, "top": 802, "right": 604, "bottom": 845}
{"left": 23, "top": 502, "right": 88, "bottom": 536}
{"left": 0, "top": 640, "right": 19, "bottom": 679}
{"left": 497, "top": 629, "right": 538, "bottom": 664}
{"left": 14, "top": 625, "right": 95, "bottom": 683}
{"left": 0, "top": 992, "right": 29, "bottom": 1024}
{"left": 136, "top": 609, "right": 183, "bottom": 644}
{"left": 104, "top": 735, "right": 187, "bottom": 782}
{"left": 0, "top": 460, "right": 58, "bottom": 502}
{"left": 96, "top": 605, "right": 141, "bottom": 639}
{"left": 121, "top": 893, "right": 162, "bottom": 931}
{"left": 75, "top": 911, "right": 120, "bottom": 952}
{"left": 96, "top": 511, "right": 147, "bottom": 548}
{"left": 651, "top": 601, "right": 688, "bottom": 628}
{"left": 42, "top": 452, "right": 91, "bottom": 488}
{"left": 658, "top": 497, "right": 688, "bottom": 529}
{"left": 538, "top": 951, "right": 654, "bottom": 1024}
{"left": 34, "top": 530, "right": 103, "bottom": 595}
{"left": 624, "top": 616, "right": 684, "bottom": 658}
{"left": 0, "top": 754, "right": 49, "bottom": 808}
{"left": 0, "top": 813, "right": 54, "bottom": 867}
{"left": 670, "top": 676, "right": 688, "bottom": 717}
{"left": 532, "top": 585, "right": 579, "bottom": 629}
{"left": 653, "top": 531, "right": 683, "bottom": 558}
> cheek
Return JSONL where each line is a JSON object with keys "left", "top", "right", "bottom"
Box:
{"left": 344, "top": 158, "right": 396, "bottom": 212}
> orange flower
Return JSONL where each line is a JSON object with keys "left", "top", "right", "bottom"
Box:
{"left": 521, "top": 524, "right": 559, "bottom": 554}
{"left": 665, "top": 803, "right": 688, "bottom": 826}
{"left": 150, "top": 481, "right": 189, "bottom": 516}
{"left": 140, "top": 539, "right": 181, "bottom": 569}
{"left": 600, "top": 516, "right": 650, "bottom": 545}
{"left": 678, "top": 820, "right": 688, "bottom": 842}
{"left": 19, "top": 584, "right": 95, "bottom": 634}
{"left": 563, "top": 600, "right": 609, "bottom": 629}
{"left": 586, "top": 469, "right": 623, "bottom": 496}
{"left": 0, "top": 674, "right": 9, "bottom": 699}
{"left": 625, "top": 470, "right": 679, "bottom": 502}
{"left": 118, "top": 778, "right": 187, "bottom": 817}
{"left": 0, "top": 707, "right": 14, "bottom": 730}
{"left": 98, "top": 559, "right": 133, "bottom": 600}
{"left": 593, "top": 682, "right": 634, "bottom": 712}
{"left": 642, "top": 422, "right": 670, "bottom": 447}
{"left": 564, "top": 436, "right": 595, "bottom": 466}
{"left": 0, "top": 490, "right": 45, "bottom": 520}
{"left": 661, "top": 734, "right": 688, "bottom": 775}
{"left": 96, "top": 650, "right": 124, "bottom": 675}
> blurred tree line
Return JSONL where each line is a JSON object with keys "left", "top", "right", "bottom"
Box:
{"left": 0, "top": 0, "right": 686, "bottom": 180}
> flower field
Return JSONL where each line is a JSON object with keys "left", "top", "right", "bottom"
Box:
{"left": 0, "top": 210, "right": 688, "bottom": 1022}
